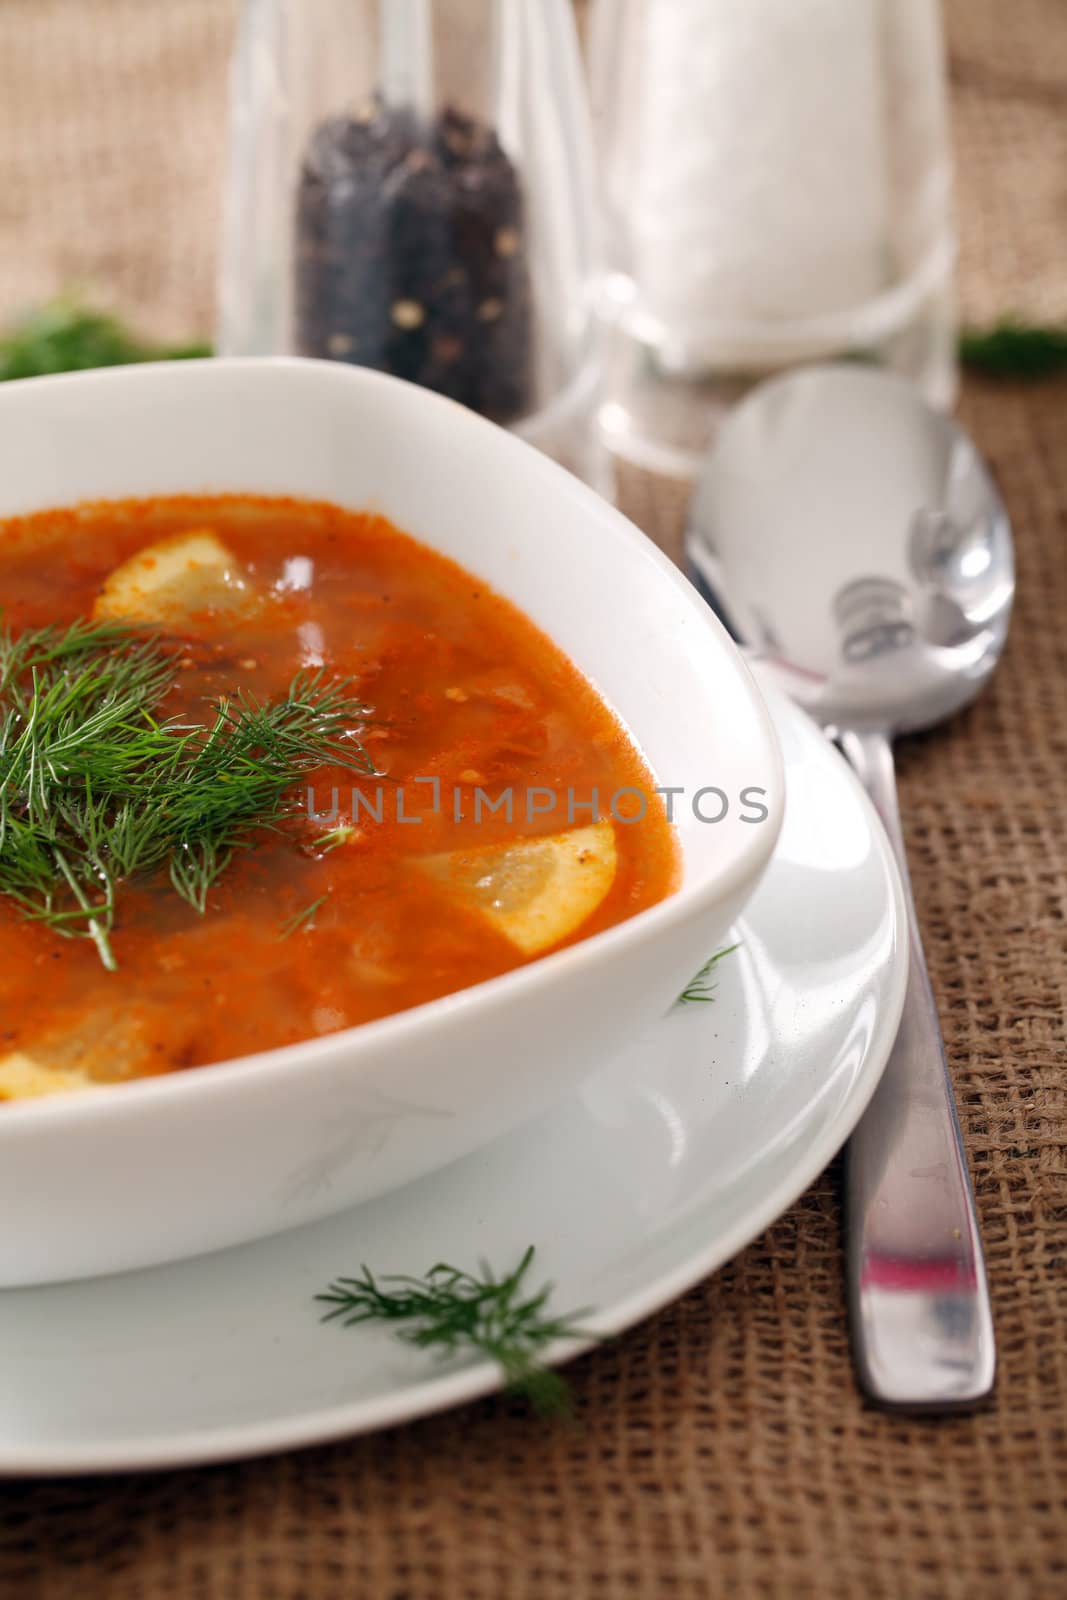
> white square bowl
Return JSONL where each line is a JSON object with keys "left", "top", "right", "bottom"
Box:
{"left": 0, "top": 358, "right": 782, "bottom": 1284}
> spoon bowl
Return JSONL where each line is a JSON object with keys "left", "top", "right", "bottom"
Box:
{"left": 687, "top": 364, "right": 1013, "bottom": 735}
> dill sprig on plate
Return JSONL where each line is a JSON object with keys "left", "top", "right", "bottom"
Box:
{"left": 677, "top": 942, "right": 740, "bottom": 1005}
{"left": 0, "top": 616, "right": 374, "bottom": 969}
{"left": 316, "top": 1245, "right": 593, "bottom": 1415}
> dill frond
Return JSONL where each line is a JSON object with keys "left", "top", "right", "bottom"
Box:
{"left": 317, "top": 1245, "right": 593, "bottom": 1415}
{"left": 0, "top": 616, "right": 374, "bottom": 967}
{"left": 677, "top": 942, "right": 740, "bottom": 1005}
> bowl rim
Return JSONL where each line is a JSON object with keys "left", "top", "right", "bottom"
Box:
{"left": 0, "top": 356, "right": 784, "bottom": 1128}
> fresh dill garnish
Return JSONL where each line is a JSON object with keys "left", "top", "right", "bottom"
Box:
{"left": 959, "top": 321, "right": 1067, "bottom": 381}
{"left": 0, "top": 298, "right": 211, "bottom": 382}
{"left": 278, "top": 892, "right": 329, "bottom": 940}
{"left": 0, "top": 616, "right": 373, "bottom": 968}
{"left": 311, "top": 823, "right": 357, "bottom": 855}
{"left": 677, "top": 942, "right": 739, "bottom": 1005}
{"left": 316, "top": 1245, "right": 593, "bottom": 1415}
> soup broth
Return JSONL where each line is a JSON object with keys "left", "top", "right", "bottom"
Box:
{"left": 0, "top": 496, "right": 678, "bottom": 1095}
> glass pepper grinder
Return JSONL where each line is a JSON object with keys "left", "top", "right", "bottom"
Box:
{"left": 217, "top": 0, "right": 606, "bottom": 489}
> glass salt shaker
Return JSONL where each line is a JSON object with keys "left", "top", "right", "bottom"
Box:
{"left": 589, "top": 0, "right": 958, "bottom": 478}
{"left": 217, "top": 0, "right": 606, "bottom": 489}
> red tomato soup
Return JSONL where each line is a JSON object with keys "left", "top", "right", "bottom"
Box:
{"left": 0, "top": 496, "right": 678, "bottom": 1096}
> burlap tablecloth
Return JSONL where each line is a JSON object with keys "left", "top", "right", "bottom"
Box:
{"left": 0, "top": 3, "right": 1064, "bottom": 1596}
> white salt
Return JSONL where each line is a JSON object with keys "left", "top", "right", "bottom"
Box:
{"left": 625, "top": 0, "right": 891, "bottom": 366}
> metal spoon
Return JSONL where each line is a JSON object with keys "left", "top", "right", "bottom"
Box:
{"left": 686, "top": 364, "right": 1011, "bottom": 1409}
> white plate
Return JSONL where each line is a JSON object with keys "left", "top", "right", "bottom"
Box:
{"left": 0, "top": 678, "right": 907, "bottom": 1475}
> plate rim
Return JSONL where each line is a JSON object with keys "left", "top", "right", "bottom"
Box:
{"left": 1, "top": 679, "right": 908, "bottom": 1475}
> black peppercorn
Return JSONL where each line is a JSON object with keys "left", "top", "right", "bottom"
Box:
{"left": 294, "top": 102, "right": 534, "bottom": 425}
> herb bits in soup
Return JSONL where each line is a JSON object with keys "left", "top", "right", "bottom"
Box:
{"left": 0, "top": 496, "right": 678, "bottom": 1099}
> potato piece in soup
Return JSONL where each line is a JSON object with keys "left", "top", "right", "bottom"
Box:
{"left": 93, "top": 528, "right": 252, "bottom": 623}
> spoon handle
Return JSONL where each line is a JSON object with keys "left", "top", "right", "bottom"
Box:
{"left": 837, "top": 727, "right": 996, "bottom": 1409}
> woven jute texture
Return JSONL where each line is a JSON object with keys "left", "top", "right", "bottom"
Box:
{"left": 1, "top": 2, "right": 1065, "bottom": 1597}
